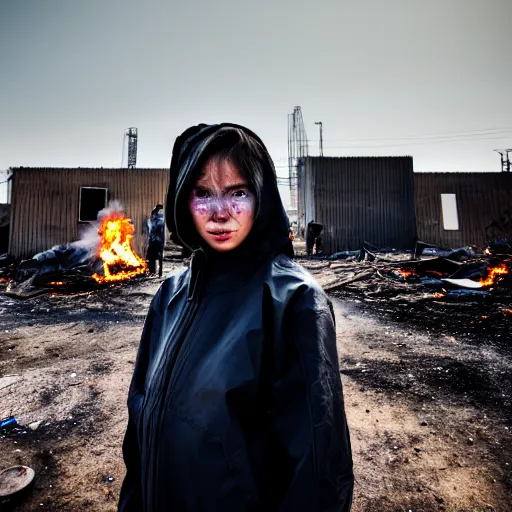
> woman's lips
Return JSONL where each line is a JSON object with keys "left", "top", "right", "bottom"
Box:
{"left": 208, "top": 231, "right": 234, "bottom": 242}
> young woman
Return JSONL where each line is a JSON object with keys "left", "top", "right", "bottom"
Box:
{"left": 118, "top": 123, "right": 353, "bottom": 511}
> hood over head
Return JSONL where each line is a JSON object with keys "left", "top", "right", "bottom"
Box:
{"left": 166, "top": 123, "right": 293, "bottom": 262}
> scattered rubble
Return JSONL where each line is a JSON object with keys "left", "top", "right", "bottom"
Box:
{"left": 300, "top": 242, "right": 512, "bottom": 350}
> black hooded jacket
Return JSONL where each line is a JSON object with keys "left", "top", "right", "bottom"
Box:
{"left": 118, "top": 124, "right": 353, "bottom": 511}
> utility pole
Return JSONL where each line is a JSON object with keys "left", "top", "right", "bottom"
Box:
{"left": 494, "top": 149, "right": 512, "bottom": 172}
{"left": 315, "top": 122, "right": 323, "bottom": 157}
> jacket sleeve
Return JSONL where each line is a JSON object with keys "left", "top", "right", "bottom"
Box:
{"left": 118, "top": 289, "right": 161, "bottom": 511}
{"left": 267, "top": 285, "right": 354, "bottom": 512}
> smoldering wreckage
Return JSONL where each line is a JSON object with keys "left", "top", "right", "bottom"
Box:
{"left": 0, "top": 203, "right": 151, "bottom": 300}
{"left": 310, "top": 240, "right": 512, "bottom": 347}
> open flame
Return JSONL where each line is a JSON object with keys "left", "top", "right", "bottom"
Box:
{"left": 479, "top": 263, "right": 509, "bottom": 287}
{"left": 397, "top": 269, "right": 416, "bottom": 278}
{"left": 92, "top": 212, "right": 147, "bottom": 284}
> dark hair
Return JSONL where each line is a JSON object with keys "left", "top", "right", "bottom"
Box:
{"left": 190, "top": 127, "right": 267, "bottom": 212}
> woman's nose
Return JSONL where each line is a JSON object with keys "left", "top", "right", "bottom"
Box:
{"left": 211, "top": 198, "right": 230, "bottom": 221}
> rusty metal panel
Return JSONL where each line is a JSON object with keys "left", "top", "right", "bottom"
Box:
{"left": 414, "top": 172, "right": 512, "bottom": 249}
{"left": 9, "top": 168, "right": 169, "bottom": 258}
{"left": 299, "top": 157, "right": 417, "bottom": 253}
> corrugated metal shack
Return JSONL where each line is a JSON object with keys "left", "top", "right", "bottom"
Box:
{"left": 414, "top": 172, "right": 512, "bottom": 248}
{"left": 9, "top": 168, "right": 169, "bottom": 258}
{"left": 297, "top": 156, "right": 417, "bottom": 253}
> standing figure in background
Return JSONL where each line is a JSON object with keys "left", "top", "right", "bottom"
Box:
{"left": 306, "top": 220, "right": 323, "bottom": 257}
{"left": 146, "top": 204, "right": 165, "bottom": 277}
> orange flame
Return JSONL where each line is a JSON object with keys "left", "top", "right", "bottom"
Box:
{"left": 397, "top": 269, "right": 416, "bottom": 279}
{"left": 92, "top": 212, "right": 147, "bottom": 283}
{"left": 479, "top": 263, "right": 509, "bottom": 287}
{"left": 484, "top": 247, "right": 492, "bottom": 256}
{"left": 48, "top": 281, "right": 65, "bottom": 286}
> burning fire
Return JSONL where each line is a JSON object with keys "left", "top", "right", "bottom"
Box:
{"left": 92, "top": 212, "right": 147, "bottom": 283}
{"left": 479, "top": 263, "right": 509, "bottom": 287}
{"left": 484, "top": 247, "right": 492, "bottom": 256}
{"left": 396, "top": 269, "right": 416, "bottom": 279}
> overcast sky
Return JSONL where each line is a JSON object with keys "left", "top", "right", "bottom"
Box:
{"left": 1, "top": 0, "right": 511, "bottom": 206}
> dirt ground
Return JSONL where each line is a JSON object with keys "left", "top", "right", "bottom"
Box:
{"left": 0, "top": 256, "right": 511, "bottom": 511}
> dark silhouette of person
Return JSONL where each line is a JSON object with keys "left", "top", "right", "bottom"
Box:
{"left": 146, "top": 204, "right": 165, "bottom": 276}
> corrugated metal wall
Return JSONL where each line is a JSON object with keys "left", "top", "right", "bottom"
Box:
{"left": 9, "top": 168, "right": 169, "bottom": 258}
{"left": 414, "top": 172, "right": 512, "bottom": 248}
{"left": 298, "top": 157, "right": 417, "bottom": 253}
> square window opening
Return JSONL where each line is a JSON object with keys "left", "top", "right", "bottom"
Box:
{"left": 79, "top": 187, "right": 108, "bottom": 222}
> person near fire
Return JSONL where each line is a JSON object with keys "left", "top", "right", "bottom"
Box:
{"left": 119, "top": 124, "right": 353, "bottom": 511}
{"left": 145, "top": 204, "right": 165, "bottom": 277}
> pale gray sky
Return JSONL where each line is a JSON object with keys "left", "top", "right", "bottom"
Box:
{"left": 1, "top": 0, "right": 511, "bottom": 206}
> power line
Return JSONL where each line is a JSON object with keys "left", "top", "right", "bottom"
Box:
{"left": 312, "top": 126, "right": 512, "bottom": 143}
{"left": 307, "top": 134, "right": 512, "bottom": 149}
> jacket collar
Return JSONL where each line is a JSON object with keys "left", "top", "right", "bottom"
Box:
{"left": 186, "top": 247, "right": 269, "bottom": 298}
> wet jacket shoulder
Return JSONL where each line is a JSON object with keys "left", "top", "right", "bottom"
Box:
{"left": 263, "top": 254, "right": 354, "bottom": 511}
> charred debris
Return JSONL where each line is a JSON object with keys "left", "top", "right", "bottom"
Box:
{"left": 299, "top": 239, "right": 512, "bottom": 345}
{"left": 0, "top": 208, "right": 155, "bottom": 300}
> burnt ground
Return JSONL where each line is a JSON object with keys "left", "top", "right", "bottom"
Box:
{"left": 0, "top": 255, "right": 511, "bottom": 511}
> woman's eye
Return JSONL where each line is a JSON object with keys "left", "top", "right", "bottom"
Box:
{"left": 232, "top": 189, "right": 248, "bottom": 198}
{"left": 194, "top": 189, "right": 210, "bottom": 199}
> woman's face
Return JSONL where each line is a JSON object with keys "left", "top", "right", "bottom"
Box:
{"left": 188, "top": 158, "right": 255, "bottom": 252}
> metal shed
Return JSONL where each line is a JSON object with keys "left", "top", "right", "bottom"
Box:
{"left": 9, "top": 168, "right": 169, "bottom": 258}
{"left": 414, "top": 172, "right": 512, "bottom": 249}
{"left": 297, "top": 156, "right": 417, "bottom": 253}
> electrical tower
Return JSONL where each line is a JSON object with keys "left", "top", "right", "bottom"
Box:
{"left": 494, "top": 149, "right": 512, "bottom": 172}
{"left": 124, "top": 127, "right": 138, "bottom": 168}
{"left": 288, "top": 107, "right": 309, "bottom": 209}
